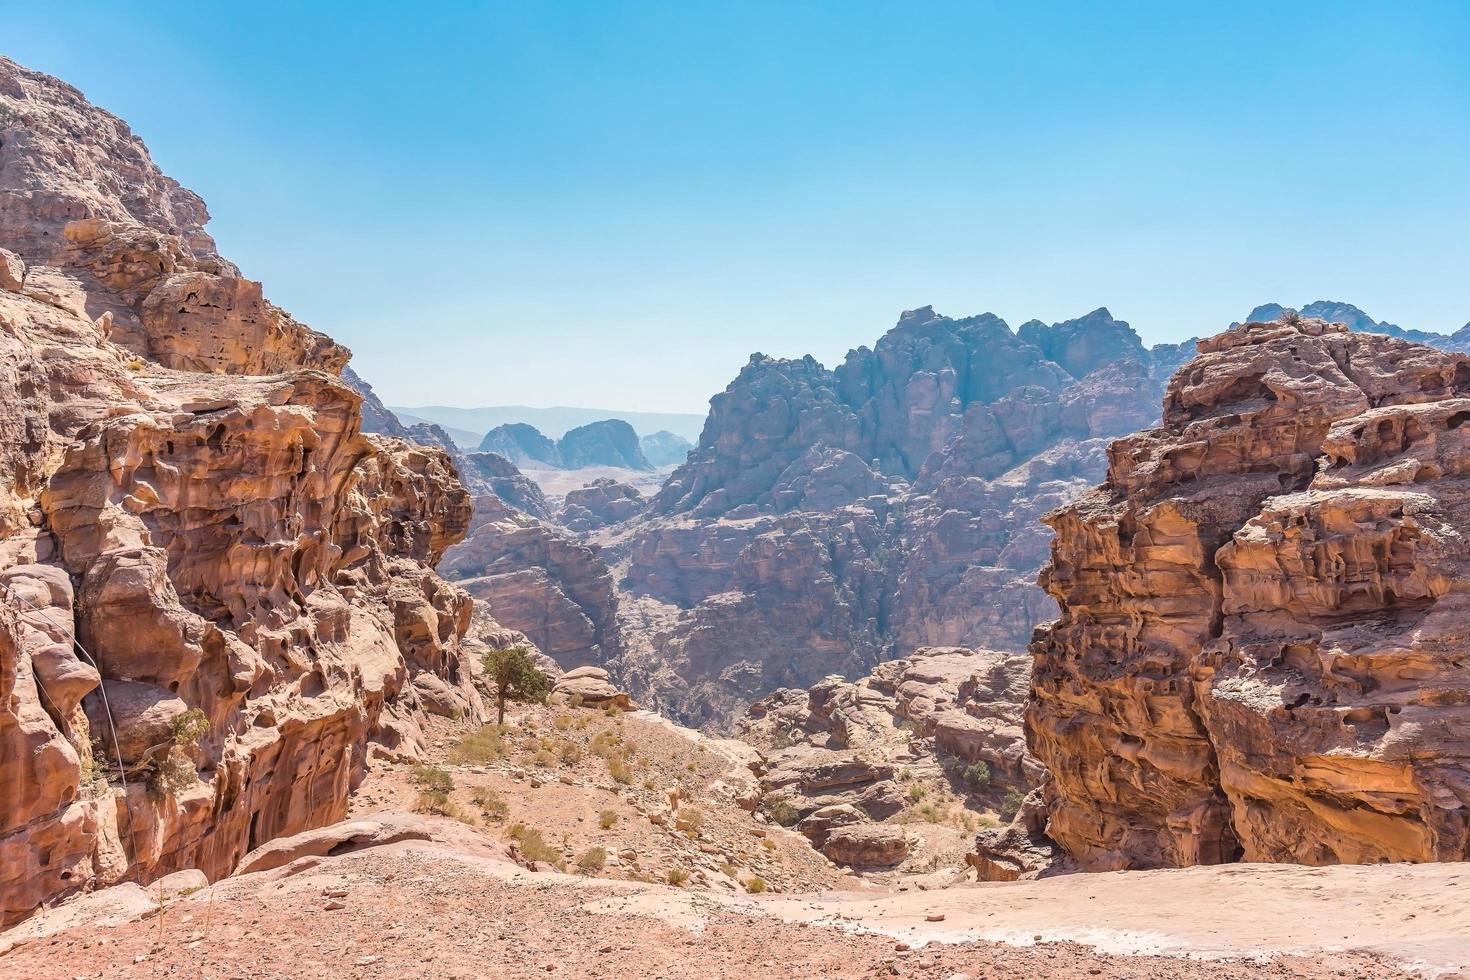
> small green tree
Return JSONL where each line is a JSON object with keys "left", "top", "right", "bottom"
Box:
{"left": 482, "top": 645, "right": 551, "bottom": 725}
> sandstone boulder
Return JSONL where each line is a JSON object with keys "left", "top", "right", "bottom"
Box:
{"left": 0, "top": 248, "right": 24, "bottom": 292}
{"left": 822, "top": 824, "right": 909, "bottom": 866}
{"left": 552, "top": 665, "right": 633, "bottom": 710}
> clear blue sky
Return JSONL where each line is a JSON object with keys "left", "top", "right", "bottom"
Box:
{"left": 8, "top": 2, "right": 1470, "bottom": 412}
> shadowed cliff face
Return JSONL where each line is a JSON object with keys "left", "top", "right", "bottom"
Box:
{"left": 601, "top": 306, "right": 1191, "bottom": 728}
{"left": 0, "top": 56, "right": 511, "bottom": 925}
{"left": 1030, "top": 316, "right": 1470, "bottom": 870}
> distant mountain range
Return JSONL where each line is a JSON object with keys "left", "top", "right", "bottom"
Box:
{"left": 1242, "top": 300, "right": 1470, "bottom": 352}
{"left": 386, "top": 404, "right": 706, "bottom": 447}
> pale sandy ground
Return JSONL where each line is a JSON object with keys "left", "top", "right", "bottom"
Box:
{"left": 2, "top": 837, "right": 1461, "bottom": 979}
{"left": 518, "top": 463, "right": 677, "bottom": 504}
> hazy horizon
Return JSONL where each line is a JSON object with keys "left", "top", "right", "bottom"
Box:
{"left": 8, "top": 2, "right": 1469, "bottom": 413}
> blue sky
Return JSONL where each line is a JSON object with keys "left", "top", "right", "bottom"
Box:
{"left": 7, "top": 2, "right": 1470, "bottom": 412}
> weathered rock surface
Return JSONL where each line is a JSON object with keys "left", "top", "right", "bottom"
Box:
{"left": 441, "top": 496, "right": 621, "bottom": 670}
{"left": 559, "top": 478, "right": 645, "bottom": 531}
{"left": 611, "top": 306, "right": 1186, "bottom": 727}
{"left": 550, "top": 665, "right": 633, "bottom": 710}
{"left": 478, "top": 419, "right": 653, "bottom": 471}
{"left": 479, "top": 422, "right": 563, "bottom": 467}
{"left": 1029, "top": 316, "right": 1470, "bottom": 870}
{"left": 821, "top": 823, "right": 910, "bottom": 866}
{"left": 639, "top": 429, "right": 694, "bottom": 467}
{"left": 0, "top": 56, "right": 494, "bottom": 925}
{"left": 1246, "top": 300, "right": 1470, "bottom": 352}
{"left": 458, "top": 452, "right": 553, "bottom": 520}
{"left": 739, "top": 647, "right": 1036, "bottom": 857}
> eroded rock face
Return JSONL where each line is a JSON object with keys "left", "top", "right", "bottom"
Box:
{"left": 739, "top": 648, "right": 1036, "bottom": 852}
{"left": 559, "top": 419, "right": 652, "bottom": 471}
{"left": 1029, "top": 316, "right": 1470, "bottom": 870}
{"left": 613, "top": 306, "right": 1185, "bottom": 727}
{"left": 639, "top": 430, "right": 693, "bottom": 467}
{"left": 0, "top": 56, "right": 490, "bottom": 925}
{"left": 558, "top": 479, "right": 645, "bottom": 532}
{"left": 441, "top": 496, "right": 621, "bottom": 670}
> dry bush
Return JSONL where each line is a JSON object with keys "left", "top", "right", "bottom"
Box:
{"left": 472, "top": 787, "right": 510, "bottom": 822}
{"left": 576, "top": 847, "right": 608, "bottom": 873}
{"left": 449, "top": 725, "right": 508, "bottom": 763}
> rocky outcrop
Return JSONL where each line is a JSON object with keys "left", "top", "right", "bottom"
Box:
{"left": 550, "top": 665, "right": 633, "bottom": 710}
{"left": 821, "top": 824, "right": 910, "bottom": 866}
{"left": 559, "top": 479, "right": 645, "bottom": 532}
{"left": 640, "top": 430, "right": 693, "bottom": 467}
{"left": 477, "top": 419, "right": 653, "bottom": 471}
{"left": 739, "top": 648, "right": 1036, "bottom": 857}
{"left": 441, "top": 496, "right": 621, "bottom": 670}
{"left": 0, "top": 56, "right": 492, "bottom": 925}
{"left": 457, "top": 452, "right": 552, "bottom": 520}
{"left": 1029, "top": 316, "right": 1470, "bottom": 870}
{"left": 559, "top": 419, "right": 651, "bottom": 470}
{"left": 614, "top": 306, "right": 1186, "bottom": 727}
{"left": 1246, "top": 300, "right": 1470, "bottom": 352}
{"left": 478, "top": 422, "right": 562, "bottom": 467}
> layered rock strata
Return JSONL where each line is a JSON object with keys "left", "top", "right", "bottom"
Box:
{"left": 608, "top": 306, "right": 1192, "bottom": 727}
{"left": 0, "top": 56, "right": 490, "bottom": 924}
{"left": 1029, "top": 316, "right": 1470, "bottom": 869}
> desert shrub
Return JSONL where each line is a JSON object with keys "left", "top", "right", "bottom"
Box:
{"left": 532, "top": 749, "right": 557, "bottom": 768}
{"left": 906, "top": 782, "right": 925, "bottom": 803}
{"left": 684, "top": 761, "right": 697, "bottom": 772}
{"left": 962, "top": 761, "right": 991, "bottom": 788}
{"left": 472, "top": 787, "right": 510, "bottom": 822}
{"left": 558, "top": 739, "right": 583, "bottom": 765}
{"left": 590, "top": 731, "right": 621, "bottom": 757}
{"left": 412, "top": 764, "right": 454, "bottom": 794}
{"left": 1000, "top": 788, "right": 1026, "bottom": 822}
{"left": 680, "top": 808, "right": 705, "bottom": 833}
{"left": 148, "top": 751, "right": 198, "bottom": 797}
{"left": 761, "top": 838, "right": 776, "bottom": 852}
{"left": 608, "top": 757, "right": 632, "bottom": 784}
{"left": 576, "top": 847, "right": 608, "bottom": 873}
{"left": 509, "top": 824, "right": 562, "bottom": 867}
{"left": 414, "top": 788, "right": 453, "bottom": 815}
{"left": 666, "top": 868, "right": 689, "bottom": 886}
{"left": 759, "top": 794, "right": 800, "bottom": 828}
{"left": 553, "top": 713, "right": 573, "bottom": 731}
{"left": 598, "top": 810, "right": 618, "bottom": 830}
{"left": 145, "top": 709, "right": 209, "bottom": 797}
{"left": 449, "top": 724, "right": 509, "bottom": 763}
{"left": 170, "top": 709, "right": 209, "bottom": 746}
{"left": 745, "top": 876, "right": 767, "bottom": 893}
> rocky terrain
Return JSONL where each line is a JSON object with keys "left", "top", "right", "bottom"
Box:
{"left": 479, "top": 419, "right": 653, "bottom": 471}
{"left": 640, "top": 429, "right": 694, "bottom": 466}
{"left": 594, "top": 306, "right": 1195, "bottom": 728}
{"left": 0, "top": 54, "right": 541, "bottom": 925}
{"left": 1029, "top": 314, "right": 1470, "bottom": 869}
{"left": 738, "top": 647, "right": 1038, "bottom": 876}
{"left": 1246, "top": 300, "right": 1470, "bottom": 351}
